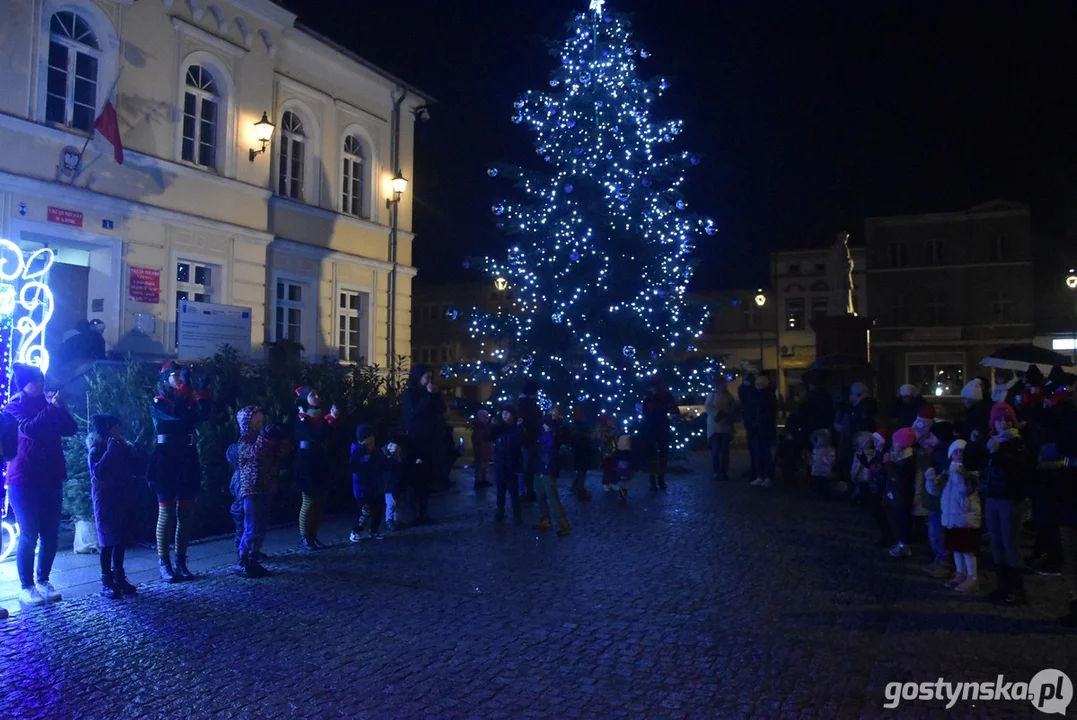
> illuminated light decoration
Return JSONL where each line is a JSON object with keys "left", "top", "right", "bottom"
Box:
{"left": 447, "top": 308, "right": 460, "bottom": 321}
{"left": 487, "top": 168, "right": 499, "bottom": 177}
{"left": 0, "top": 239, "right": 58, "bottom": 560}
{"left": 1067, "top": 271, "right": 1077, "bottom": 289}
{"left": 445, "top": 1, "right": 718, "bottom": 448}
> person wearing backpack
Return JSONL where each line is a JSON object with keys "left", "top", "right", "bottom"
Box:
{"left": 4, "top": 363, "right": 78, "bottom": 608}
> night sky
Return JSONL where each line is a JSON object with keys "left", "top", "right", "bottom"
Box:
{"left": 297, "top": 0, "right": 1077, "bottom": 290}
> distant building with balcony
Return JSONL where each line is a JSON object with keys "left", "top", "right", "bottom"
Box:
{"left": 865, "top": 201, "right": 1034, "bottom": 405}
{"left": 771, "top": 245, "right": 867, "bottom": 398}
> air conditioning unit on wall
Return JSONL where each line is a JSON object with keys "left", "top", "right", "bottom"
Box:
{"left": 780, "top": 345, "right": 794, "bottom": 357}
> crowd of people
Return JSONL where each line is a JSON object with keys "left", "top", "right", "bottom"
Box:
{"left": 703, "top": 365, "right": 1077, "bottom": 628}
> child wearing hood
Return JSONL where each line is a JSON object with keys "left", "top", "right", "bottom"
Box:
{"left": 87, "top": 414, "right": 144, "bottom": 599}
{"left": 349, "top": 424, "right": 393, "bottom": 542}
{"left": 233, "top": 405, "right": 285, "bottom": 578}
{"left": 471, "top": 409, "right": 493, "bottom": 490}
{"left": 926, "top": 439, "right": 981, "bottom": 592}
{"left": 885, "top": 427, "right": 919, "bottom": 557}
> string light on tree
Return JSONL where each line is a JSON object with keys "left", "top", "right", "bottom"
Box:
{"left": 448, "top": 1, "right": 718, "bottom": 445}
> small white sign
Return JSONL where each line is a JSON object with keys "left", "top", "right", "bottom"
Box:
{"left": 176, "top": 300, "right": 252, "bottom": 361}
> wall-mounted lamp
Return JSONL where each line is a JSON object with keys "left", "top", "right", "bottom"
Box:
{"left": 248, "top": 111, "right": 274, "bottom": 161}
{"left": 754, "top": 291, "right": 766, "bottom": 307}
{"left": 386, "top": 172, "right": 409, "bottom": 208}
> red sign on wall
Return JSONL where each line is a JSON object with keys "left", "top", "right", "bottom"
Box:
{"left": 47, "top": 206, "right": 83, "bottom": 227}
{"left": 128, "top": 266, "right": 161, "bottom": 304}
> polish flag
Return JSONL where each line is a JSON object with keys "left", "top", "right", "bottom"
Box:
{"left": 93, "top": 99, "right": 124, "bottom": 165}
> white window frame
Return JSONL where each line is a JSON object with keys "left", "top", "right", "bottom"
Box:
{"left": 175, "top": 51, "right": 236, "bottom": 177}
{"left": 274, "top": 278, "right": 306, "bottom": 345}
{"left": 273, "top": 100, "right": 321, "bottom": 205}
{"left": 906, "top": 352, "right": 965, "bottom": 398}
{"left": 278, "top": 111, "right": 306, "bottom": 200}
{"left": 181, "top": 64, "right": 221, "bottom": 169}
{"left": 175, "top": 259, "right": 217, "bottom": 305}
{"left": 44, "top": 9, "right": 101, "bottom": 132}
{"left": 341, "top": 134, "right": 369, "bottom": 219}
{"left": 336, "top": 287, "right": 369, "bottom": 363}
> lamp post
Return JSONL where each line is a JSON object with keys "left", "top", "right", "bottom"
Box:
{"left": 385, "top": 170, "right": 408, "bottom": 373}
{"left": 1067, "top": 269, "right": 1077, "bottom": 364}
{"left": 754, "top": 291, "right": 766, "bottom": 370}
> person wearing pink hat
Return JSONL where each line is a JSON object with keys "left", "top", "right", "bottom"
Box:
{"left": 884, "top": 427, "right": 919, "bottom": 557}
{"left": 967, "top": 402, "right": 1029, "bottom": 606}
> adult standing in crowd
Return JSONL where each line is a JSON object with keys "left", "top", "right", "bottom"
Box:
{"left": 891, "top": 383, "right": 924, "bottom": 430}
{"left": 705, "top": 376, "right": 738, "bottom": 482}
{"left": 739, "top": 374, "right": 759, "bottom": 480}
{"left": 517, "top": 380, "right": 543, "bottom": 502}
{"left": 293, "top": 384, "right": 341, "bottom": 550}
{"left": 640, "top": 376, "right": 680, "bottom": 491}
{"left": 147, "top": 361, "right": 211, "bottom": 583}
{"left": 836, "top": 382, "right": 877, "bottom": 488}
{"left": 5, "top": 363, "right": 78, "bottom": 608}
{"left": 957, "top": 379, "right": 992, "bottom": 441}
{"left": 748, "top": 373, "right": 777, "bottom": 487}
{"left": 400, "top": 364, "right": 444, "bottom": 526}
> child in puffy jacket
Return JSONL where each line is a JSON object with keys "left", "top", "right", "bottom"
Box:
{"left": 926, "top": 439, "right": 980, "bottom": 593}
{"left": 232, "top": 406, "right": 285, "bottom": 578}
{"left": 349, "top": 424, "right": 389, "bottom": 542}
{"left": 810, "top": 429, "right": 836, "bottom": 500}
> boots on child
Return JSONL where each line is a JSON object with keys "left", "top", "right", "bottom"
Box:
{"left": 100, "top": 571, "right": 123, "bottom": 600}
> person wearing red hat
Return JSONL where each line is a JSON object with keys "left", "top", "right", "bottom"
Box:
{"left": 884, "top": 427, "right": 918, "bottom": 557}
{"left": 147, "top": 361, "right": 211, "bottom": 583}
{"left": 966, "top": 402, "right": 1028, "bottom": 606}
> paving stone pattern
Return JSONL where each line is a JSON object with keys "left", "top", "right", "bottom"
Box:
{"left": 1, "top": 454, "right": 1073, "bottom": 719}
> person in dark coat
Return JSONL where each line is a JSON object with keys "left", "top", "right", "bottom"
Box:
{"left": 146, "top": 361, "right": 211, "bottom": 582}
{"left": 349, "top": 424, "right": 387, "bottom": 542}
{"left": 87, "top": 414, "right": 144, "bottom": 598}
{"left": 400, "top": 364, "right": 444, "bottom": 525}
{"left": 5, "top": 363, "right": 78, "bottom": 609}
{"left": 491, "top": 405, "right": 524, "bottom": 523}
{"left": 747, "top": 374, "right": 777, "bottom": 487}
{"left": 1040, "top": 380, "right": 1077, "bottom": 627}
{"left": 294, "top": 385, "right": 341, "bottom": 550}
{"left": 535, "top": 414, "right": 571, "bottom": 535}
{"left": 640, "top": 376, "right": 680, "bottom": 491}
{"left": 517, "top": 380, "right": 544, "bottom": 501}
{"left": 966, "top": 402, "right": 1029, "bottom": 606}
{"left": 891, "top": 384, "right": 924, "bottom": 430}
{"left": 569, "top": 408, "right": 594, "bottom": 500}
{"left": 739, "top": 374, "right": 759, "bottom": 479}
{"left": 884, "top": 427, "right": 918, "bottom": 557}
{"left": 956, "top": 379, "right": 992, "bottom": 441}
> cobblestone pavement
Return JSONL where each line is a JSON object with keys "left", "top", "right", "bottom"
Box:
{"left": 1, "top": 454, "right": 1074, "bottom": 719}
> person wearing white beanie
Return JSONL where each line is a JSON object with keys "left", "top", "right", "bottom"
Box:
{"left": 961, "top": 379, "right": 983, "bottom": 405}
{"left": 926, "top": 438, "right": 980, "bottom": 592}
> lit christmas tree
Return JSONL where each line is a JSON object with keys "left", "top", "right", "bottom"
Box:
{"left": 457, "top": 0, "right": 720, "bottom": 444}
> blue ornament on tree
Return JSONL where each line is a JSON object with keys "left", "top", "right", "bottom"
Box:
{"left": 521, "top": 353, "right": 534, "bottom": 367}
{"left": 567, "top": 119, "right": 576, "bottom": 128}
{"left": 492, "top": 204, "right": 505, "bottom": 216}
{"left": 617, "top": 191, "right": 629, "bottom": 202}
{"left": 690, "top": 155, "right": 700, "bottom": 166}
{"left": 660, "top": 79, "right": 669, "bottom": 90}
{"left": 623, "top": 345, "right": 636, "bottom": 358}
{"left": 552, "top": 312, "right": 564, "bottom": 324}
{"left": 514, "top": 99, "right": 525, "bottom": 109}
{"left": 704, "top": 222, "right": 716, "bottom": 235}
{"left": 550, "top": 79, "right": 560, "bottom": 87}
{"left": 570, "top": 251, "right": 579, "bottom": 261}
{"left": 675, "top": 199, "right": 686, "bottom": 210}
{"left": 446, "top": 308, "right": 460, "bottom": 321}
{"left": 512, "top": 115, "right": 523, "bottom": 125}
{"left": 487, "top": 167, "right": 499, "bottom": 177}
{"left": 650, "top": 351, "right": 659, "bottom": 360}
{"left": 580, "top": 72, "right": 591, "bottom": 83}
{"left": 640, "top": 48, "right": 650, "bottom": 58}
{"left": 574, "top": 147, "right": 583, "bottom": 155}
{"left": 462, "top": 260, "right": 471, "bottom": 269}
{"left": 642, "top": 177, "right": 652, "bottom": 187}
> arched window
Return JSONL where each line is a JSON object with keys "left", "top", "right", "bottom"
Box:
{"left": 342, "top": 135, "right": 366, "bottom": 218}
{"left": 278, "top": 111, "right": 305, "bottom": 199}
{"left": 46, "top": 11, "right": 100, "bottom": 132}
{"left": 181, "top": 65, "right": 220, "bottom": 168}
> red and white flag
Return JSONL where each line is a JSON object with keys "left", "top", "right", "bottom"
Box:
{"left": 93, "top": 99, "right": 123, "bottom": 165}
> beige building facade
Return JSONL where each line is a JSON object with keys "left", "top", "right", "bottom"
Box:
{"left": 0, "top": 0, "right": 428, "bottom": 365}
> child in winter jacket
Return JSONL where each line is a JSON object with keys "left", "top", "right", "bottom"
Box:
{"left": 598, "top": 414, "right": 618, "bottom": 491}
{"left": 849, "top": 431, "right": 874, "bottom": 499}
{"left": 471, "top": 409, "right": 493, "bottom": 490}
{"left": 810, "top": 429, "right": 837, "bottom": 500}
{"left": 967, "top": 402, "right": 1028, "bottom": 606}
{"left": 926, "top": 439, "right": 981, "bottom": 593}
{"left": 491, "top": 406, "right": 524, "bottom": 523}
{"left": 233, "top": 406, "right": 285, "bottom": 578}
{"left": 885, "top": 427, "right": 919, "bottom": 557}
{"left": 859, "top": 430, "right": 892, "bottom": 546}
{"left": 535, "top": 415, "right": 571, "bottom": 535}
{"left": 350, "top": 424, "right": 392, "bottom": 542}
{"left": 911, "top": 405, "right": 937, "bottom": 517}
{"left": 383, "top": 437, "right": 404, "bottom": 532}
{"left": 921, "top": 422, "right": 956, "bottom": 578}
{"left": 569, "top": 409, "right": 594, "bottom": 501}
{"left": 87, "top": 414, "right": 144, "bottom": 599}
{"left": 612, "top": 435, "right": 634, "bottom": 503}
